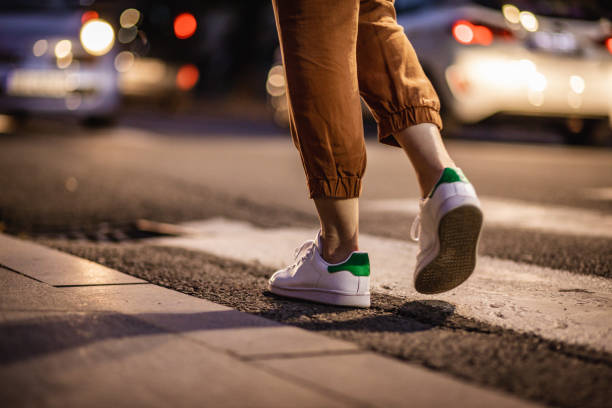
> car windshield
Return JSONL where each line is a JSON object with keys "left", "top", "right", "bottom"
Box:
{"left": 473, "top": 0, "right": 610, "bottom": 20}
{"left": 395, "top": 0, "right": 610, "bottom": 20}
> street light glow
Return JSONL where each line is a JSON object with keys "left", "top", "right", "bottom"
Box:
{"left": 80, "top": 19, "right": 115, "bottom": 56}
{"left": 519, "top": 11, "right": 538, "bottom": 32}
{"left": 502, "top": 4, "right": 520, "bottom": 24}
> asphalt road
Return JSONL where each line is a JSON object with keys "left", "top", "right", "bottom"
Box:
{"left": 1, "top": 117, "right": 611, "bottom": 408}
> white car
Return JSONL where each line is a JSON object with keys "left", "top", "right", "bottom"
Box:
{"left": 0, "top": 1, "right": 119, "bottom": 125}
{"left": 396, "top": 0, "right": 612, "bottom": 144}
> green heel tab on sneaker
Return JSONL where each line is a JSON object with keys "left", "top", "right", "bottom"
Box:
{"left": 429, "top": 168, "right": 469, "bottom": 198}
{"left": 327, "top": 253, "right": 370, "bottom": 277}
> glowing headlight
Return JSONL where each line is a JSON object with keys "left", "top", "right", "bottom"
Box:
{"left": 80, "top": 19, "right": 115, "bottom": 56}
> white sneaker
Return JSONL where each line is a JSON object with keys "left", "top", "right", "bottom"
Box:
{"left": 411, "top": 168, "right": 483, "bottom": 294}
{"left": 268, "top": 233, "right": 371, "bottom": 307}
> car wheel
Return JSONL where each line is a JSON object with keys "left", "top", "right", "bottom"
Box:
{"left": 563, "top": 118, "right": 612, "bottom": 146}
{"left": 82, "top": 115, "right": 116, "bottom": 128}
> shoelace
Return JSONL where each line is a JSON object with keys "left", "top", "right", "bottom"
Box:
{"left": 293, "top": 239, "right": 315, "bottom": 264}
{"left": 410, "top": 199, "right": 426, "bottom": 242}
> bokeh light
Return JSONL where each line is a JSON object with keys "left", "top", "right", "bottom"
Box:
{"left": 81, "top": 10, "right": 99, "bottom": 24}
{"left": 32, "top": 39, "right": 48, "bottom": 57}
{"left": 56, "top": 53, "right": 73, "bottom": 69}
{"left": 118, "top": 27, "right": 138, "bottom": 44}
{"left": 266, "top": 65, "right": 286, "bottom": 97}
{"left": 176, "top": 64, "right": 199, "bottom": 90}
{"left": 120, "top": 8, "right": 141, "bottom": 28}
{"left": 114, "top": 51, "right": 135, "bottom": 72}
{"left": 502, "top": 4, "right": 520, "bottom": 24}
{"left": 606, "top": 38, "right": 612, "bottom": 54}
{"left": 453, "top": 22, "right": 474, "bottom": 44}
{"left": 569, "top": 75, "right": 585, "bottom": 94}
{"left": 519, "top": 11, "right": 538, "bottom": 32}
{"left": 80, "top": 19, "right": 115, "bottom": 56}
{"left": 54, "top": 39, "right": 72, "bottom": 58}
{"left": 174, "top": 13, "right": 197, "bottom": 39}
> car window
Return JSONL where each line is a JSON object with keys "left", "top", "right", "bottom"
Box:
{"left": 473, "top": 0, "right": 610, "bottom": 20}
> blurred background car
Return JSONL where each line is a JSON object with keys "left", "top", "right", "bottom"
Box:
{"left": 0, "top": 0, "right": 120, "bottom": 126}
{"left": 267, "top": 0, "right": 612, "bottom": 145}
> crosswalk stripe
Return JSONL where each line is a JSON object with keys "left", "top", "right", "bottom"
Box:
{"left": 361, "top": 197, "right": 612, "bottom": 238}
{"left": 146, "top": 218, "right": 612, "bottom": 354}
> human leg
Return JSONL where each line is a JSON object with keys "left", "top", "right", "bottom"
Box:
{"left": 268, "top": 0, "right": 370, "bottom": 306}
{"left": 314, "top": 198, "right": 359, "bottom": 264}
{"left": 356, "top": 0, "right": 482, "bottom": 294}
{"left": 272, "top": 0, "right": 365, "bottom": 262}
{"left": 394, "top": 123, "right": 455, "bottom": 198}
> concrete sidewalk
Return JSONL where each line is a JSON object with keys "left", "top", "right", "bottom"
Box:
{"left": 0, "top": 233, "right": 539, "bottom": 408}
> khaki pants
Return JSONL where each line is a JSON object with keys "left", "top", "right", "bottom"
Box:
{"left": 272, "top": 0, "right": 443, "bottom": 198}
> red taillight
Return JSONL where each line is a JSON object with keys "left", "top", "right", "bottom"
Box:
{"left": 473, "top": 25, "right": 493, "bottom": 45}
{"left": 174, "top": 13, "right": 197, "bottom": 39}
{"left": 453, "top": 20, "right": 475, "bottom": 44}
{"left": 606, "top": 37, "right": 612, "bottom": 54}
{"left": 81, "top": 10, "right": 99, "bottom": 24}
{"left": 176, "top": 64, "right": 199, "bottom": 90}
{"left": 452, "top": 20, "right": 511, "bottom": 46}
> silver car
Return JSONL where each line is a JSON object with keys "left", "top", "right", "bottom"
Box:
{"left": 0, "top": 1, "right": 119, "bottom": 125}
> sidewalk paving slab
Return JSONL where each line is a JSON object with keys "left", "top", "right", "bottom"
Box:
{"left": 0, "top": 276, "right": 349, "bottom": 408}
{"left": 259, "top": 353, "right": 535, "bottom": 408}
{"left": 0, "top": 234, "right": 543, "bottom": 407}
{"left": 55, "top": 284, "right": 361, "bottom": 358}
{"left": 0, "top": 234, "right": 145, "bottom": 286}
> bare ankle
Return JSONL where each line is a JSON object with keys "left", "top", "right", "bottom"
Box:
{"left": 320, "top": 235, "right": 358, "bottom": 264}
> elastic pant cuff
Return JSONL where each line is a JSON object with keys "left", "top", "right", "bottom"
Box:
{"left": 378, "top": 106, "right": 443, "bottom": 147}
{"left": 308, "top": 176, "right": 362, "bottom": 199}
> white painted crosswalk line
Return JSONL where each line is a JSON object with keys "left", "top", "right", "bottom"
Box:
{"left": 146, "top": 218, "right": 612, "bottom": 354}
{"left": 362, "top": 196, "right": 612, "bottom": 238}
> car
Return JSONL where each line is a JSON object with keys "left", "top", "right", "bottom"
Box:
{"left": 397, "top": 0, "right": 612, "bottom": 144}
{"left": 0, "top": 1, "right": 119, "bottom": 126}
{"left": 266, "top": 0, "right": 612, "bottom": 145}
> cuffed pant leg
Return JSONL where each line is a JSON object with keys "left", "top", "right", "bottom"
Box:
{"left": 357, "top": 0, "right": 443, "bottom": 147}
{"left": 272, "top": 0, "right": 366, "bottom": 198}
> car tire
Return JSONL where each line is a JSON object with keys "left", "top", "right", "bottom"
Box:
{"left": 563, "top": 119, "right": 612, "bottom": 146}
{"left": 82, "top": 115, "right": 116, "bottom": 128}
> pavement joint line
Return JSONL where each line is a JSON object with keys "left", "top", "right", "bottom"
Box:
{"left": 52, "top": 282, "right": 150, "bottom": 288}
{"left": 238, "top": 348, "right": 367, "bottom": 362}
{"left": 251, "top": 360, "right": 377, "bottom": 408}
{"left": 0, "top": 263, "right": 47, "bottom": 284}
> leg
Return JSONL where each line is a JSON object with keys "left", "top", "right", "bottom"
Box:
{"left": 268, "top": 0, "right": 371, "bottom": 307}
{"left": 314, "top": 198, "right": 359, "bottom": 263}
{"left": 356, "top": 0, "right": 482, "bottom": 294}
{"left": 394, "top": 123, "right": 455, "bottom": 198}
{"left": 272, "top": 0, "right": 364, "bottom": 262}
{"left": 356, "top": 0, "right": 452, "bottom": 196}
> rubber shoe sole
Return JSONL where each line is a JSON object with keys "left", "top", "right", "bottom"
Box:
{"left": 268, "top": 285, "right": 370, "bottom": 308}
{"left": 414, "top": 205, "right": 483, "bottom": 294}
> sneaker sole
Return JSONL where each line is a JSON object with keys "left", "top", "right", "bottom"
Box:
{"left": 414, "top": 205, "right": 483, "bottom": 294}
{"left": 268, "top": 285, "right": 370, "bottom": 308}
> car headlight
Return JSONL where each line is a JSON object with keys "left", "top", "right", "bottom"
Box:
{"left": 80, "top": 18, "right": 115, "bottom": 56}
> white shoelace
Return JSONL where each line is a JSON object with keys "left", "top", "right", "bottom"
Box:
{"left": 410, "top": 199, "right": 426, "bottom": 242}
{"left": 293, "top": 239, "right": 315, "bottom": 263}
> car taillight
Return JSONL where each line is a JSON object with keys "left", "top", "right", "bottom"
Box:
{"left": 81, "top": 10, "right": 99, "bottom": 24}
{"left": 452, "top": 20, "right": 514, "bottom": 46}
{"left": 606, "top": 37, "right": 612, "bottom": 54}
